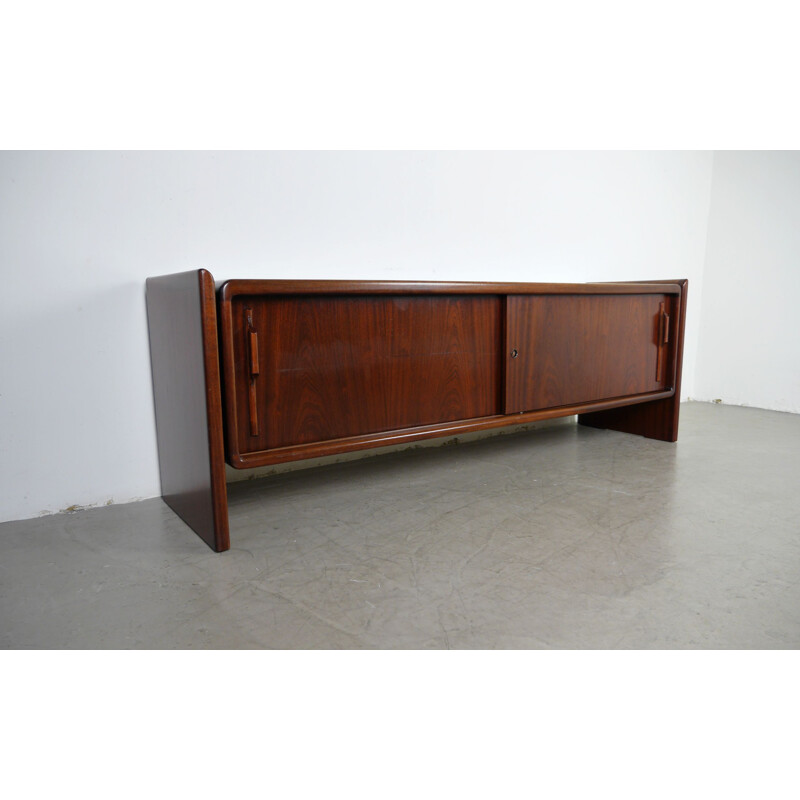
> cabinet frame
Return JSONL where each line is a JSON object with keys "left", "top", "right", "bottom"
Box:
{"left": 147, "top": 274, "right": 687, "bottom": 551}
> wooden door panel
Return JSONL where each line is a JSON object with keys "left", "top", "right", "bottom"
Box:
{"left": 505, "top": 294, "right": 672, "bottom": 414}
{"left": 230, "top": 294, "right": 503, "bottom": 453}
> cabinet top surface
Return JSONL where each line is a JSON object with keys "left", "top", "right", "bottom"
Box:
{"left": 219, "top": 278, "right": 685, "bottom": 299}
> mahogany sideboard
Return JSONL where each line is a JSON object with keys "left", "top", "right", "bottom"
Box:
{"left": 146, "top": 271, "right": 687, "bottom": 552}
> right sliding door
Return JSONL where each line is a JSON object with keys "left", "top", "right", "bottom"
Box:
{"left": 505, "top": 293, "right": 675, "bottom": 414}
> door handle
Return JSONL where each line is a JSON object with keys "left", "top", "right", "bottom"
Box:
{"left": 656, "top": 303, "right": 669, "bottom": 382}
{"left": 245, "top": 308, "right": 259, "bottom": 436}
{"left": 249, "top": 330, "right": 260, "bottom": 377}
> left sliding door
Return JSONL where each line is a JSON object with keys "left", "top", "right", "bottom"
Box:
{"left": 222, "top": 294, "right": 504, "bottom": 464}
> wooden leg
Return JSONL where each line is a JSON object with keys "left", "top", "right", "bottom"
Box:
{"left": 578, "top": 394, "right": 681, "bottom": 442}
{"left": 146, "top": 269, "right": 230, "bottom": 552}
{"left": 578, "top": 279, "right": 688, "bottom": 443}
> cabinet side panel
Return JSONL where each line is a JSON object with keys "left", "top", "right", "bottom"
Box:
{"left": 146, "top": 270, "right": 230, "bottom": 551}
{"left": 229, "top": 294, "right": 503, "bottom": 454}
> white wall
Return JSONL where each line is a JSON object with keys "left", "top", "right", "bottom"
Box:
{"left": 0, "top": 151, "right": 713, "bottom": 523}
{"left": 693, "top": 151, "right": 800, "bottom": 413}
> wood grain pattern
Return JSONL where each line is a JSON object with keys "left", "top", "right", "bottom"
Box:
{"left": 225, "top": 295, "right": 503, "bottom": 458}
{"left": 505, "top": 294, "right": 671, "bottom": 414}
{"left": 230, "top": 390, "right": 675, "bottom": 469}
{"left": 578, "top": 279, "right": 688, "bottom": 442}
{"left": 149, "top": 274, "right": 687, "bottom": 551}
{"left": 217, "top": 280, "right": 687, "bottom": 469}
{"left": 220, "top": 279, "right": 681, "bottom": 298}
{"left": 145, "top": 269, "right": 230, "bottom": 552}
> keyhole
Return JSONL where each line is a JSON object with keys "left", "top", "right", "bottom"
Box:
{"left": 510, "top": 348, "right": 518, "bottom": 359}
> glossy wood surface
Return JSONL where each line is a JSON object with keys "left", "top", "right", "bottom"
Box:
{"left": 230, "top": 390, "right": 675, "bottom": 468}
{"left": 148, "top": 273, "right": 687, "bottom": 551}
{"left": 145, "top": 269, "right": 230, "bottom": 552}
{"left": 217, "top": 279, "right": 687, "bottom": 469}
{"left": 579, "top": 279, "right": 688, "bottom": 442}
{"left": 220, "top": 279, "right": 681, "bottom": 298}
{"left": 505, "top": 294, "right": 672, "bottom": 414}
{"left": 223, "top": 295, "right": 503, "bottom": 460}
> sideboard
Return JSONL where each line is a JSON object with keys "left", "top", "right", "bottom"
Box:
{"left": 146, "top": 271, "right": 687, "bottom": 552}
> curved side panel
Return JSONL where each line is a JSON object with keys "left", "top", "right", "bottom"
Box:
{"left": 146, "top": 269, "right": 230, "bottom": 552}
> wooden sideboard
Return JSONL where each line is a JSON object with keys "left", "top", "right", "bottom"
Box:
{"left": 146, "top": 272, "right": 687, "bottom": 552}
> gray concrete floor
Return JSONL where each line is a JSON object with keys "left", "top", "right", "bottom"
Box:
{"left": 1, "top": 402, "right": 799, "bottom": 649}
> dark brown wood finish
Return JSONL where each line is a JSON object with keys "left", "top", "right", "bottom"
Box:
{"left": 505, "top": 293, "right": 672, "bottom": 414}
{"left": 578, "top": 279, "right": 688, "bottom": 442}
{"left": 145, "top": 269, "right": 230, "bottom": 552}
{"left": 224, "top": 294, "right": 503, "bottom": 461}
{"left": 148, "top": 273, "right": 686, "bottom": 550}
{"left": 226, "top": 390, "right": 675, "bottom": 469}
{"left": 217, "top": 281, "right": 682, "bottom": 470}
{"left": 220, "top": 279, "right": 681, "bottom": 298}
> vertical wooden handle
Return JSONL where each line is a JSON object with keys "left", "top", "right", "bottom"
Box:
{"left": 245, "top": 308, "right": 259, "bottom": 436}
{"left": 249, "top": 330, "right": 260, "bottom": 376}
{"left": 656, "top": 302, "right": 666, "bottom": 383}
